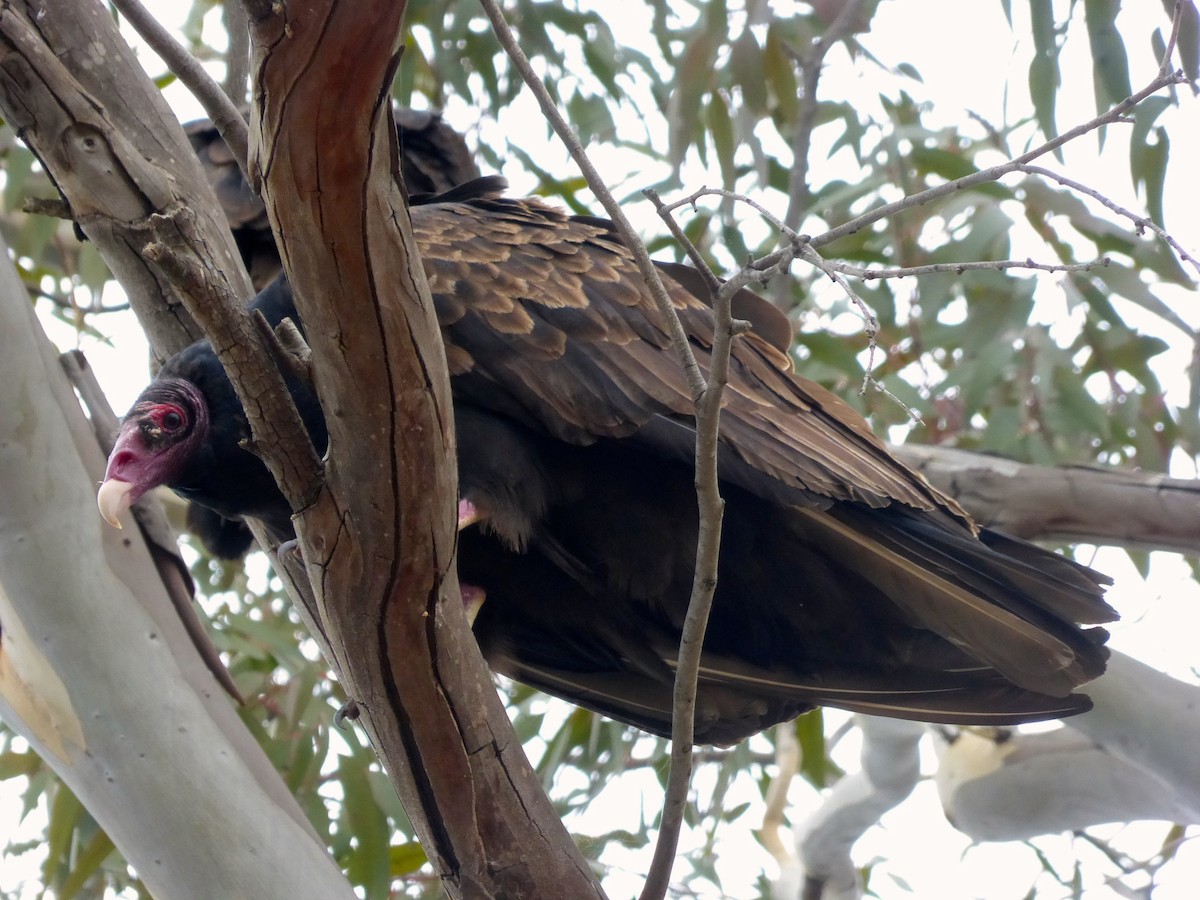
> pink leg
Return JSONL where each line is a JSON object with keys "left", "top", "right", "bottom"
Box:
{"left": 461, "top": 583, "right": 487, "bottom": 625}
{"left": 458, "top": 498, "right": 481, "bottom": 530}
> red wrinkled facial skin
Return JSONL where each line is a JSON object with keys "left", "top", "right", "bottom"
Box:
{"left": 101, "top": 381, "right": 208, "bottom": 507}
{"left": 135, "top": 403, "right": 188, "bottom": 445}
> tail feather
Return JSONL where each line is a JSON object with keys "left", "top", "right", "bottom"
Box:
{"left": 788, "top": 506, "right": 1111, "bottom": 696}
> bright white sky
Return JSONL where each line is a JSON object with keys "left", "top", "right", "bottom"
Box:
{"left": 6, "top": 1, "right": 1199, "bottom": 898}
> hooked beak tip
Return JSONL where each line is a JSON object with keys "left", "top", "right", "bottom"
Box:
{"left": 97, "top": 479, "right": 135, "bottom": 529}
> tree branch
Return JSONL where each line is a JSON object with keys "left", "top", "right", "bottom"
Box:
{"left": 141, "top": 208, "right": 323, "bottom": 514}
{"left": 891, "top": 444, "right": 1200, "bottom": 553}
{"left": 808, "top": 69, "right": 1188, "bottom": 253}
{"left": 248, "top": 1, "right": 604, "bottom": 895}
{"left": 771, "top": 0, "right": 870, "bottom": 307}
{"left": 110, "top": 0, "right": 251, "bottom": 183}
{"left": 1016, "top": 163, "right": 1200, "bottom": 280}
{"left": 0, "top": 0, "right": 251, "bottom": 358}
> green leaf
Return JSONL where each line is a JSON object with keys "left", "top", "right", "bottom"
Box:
{"left": 337, "top": 754, "right": 390, "bottom": 896}
{"left": 1096, "top": 263, "right": 1192, "bottom": 335}
{"left": 667, "top": 29, "right": 720, "bottom": 168}
{"left": 729, "top": 31, "right": 768, "bottom": 114}
{"left": 706, "top": 91, "right": 736, "bottom": 188}
{"left": 1129, "top": 96, "right": 1170, "bottom": 185}
{"left": 1140, "top": 126, "right": 1169, "bottom": 227}
{"left": 59, "top": 830, "right": 116, "bottom": 900}
{"left": 2, "top": 143, "right": 34, "bottom": 210}
{"left": 1177, "top": 0, "right": 1200, "bottom": 83}
{"left": 764, "top": 23, "right": 799, "bottom": 126}
{"left": 389, "top": 841, "right": 427, "bottom": 878}
{"left": 1085, "top": 0, "right": 1132, "bottom": 112}
{"left": 1028, "top": 0, "right": 1060, "bottom": 142}
{"left": 982, "top": 403, "right": 1024, "bottom": 455}
{"left": 795, "top": 710, "right": 839, "bottom": 787}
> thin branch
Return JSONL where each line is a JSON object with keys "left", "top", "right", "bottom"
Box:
{"left": 223, "top": 0, "right": 251, "bottom": 106}
{"left": 809, "top": 68, "right": 1188, "bottom": 252}
{"left": 1016, "top": 163, "right": 1200, "bottom": 278}
{"left": 141, "top": 206, "right": 323, "bottom": 513}
{"left": 662, "top": 185, "right": 793, "bottom": 234}
{"left": 827, "top": 255, "right": 1115, "bottom": 279}
{"left": 638, "top": 191, "right": 730, "bottom": 900}
{"left": 1159, "top": 1, "right": 1187, "bottom": 78}
{"left": 109, "top": 0, "right": 251, "bottom": 182}
{"left": 477, "top": 0, "right": 706, "bottom": 403}
{"left": 782, "top": 0, "right": 869, "bottom": 232}
{"left": 774, "top": 0, "right": 869, "bottom": 307}
{"left": 478, "top": 3, "right": 739, "bottom": 895}
{"left": 251, "top": 309, "right": 313, "bottom": 386}
{"left": 639, "top": 187, "right": 805, "bottom": 900}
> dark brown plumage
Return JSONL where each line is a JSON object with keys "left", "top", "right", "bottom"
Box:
{"left": 186, "top": 109, "right": 481, "bottom": 290}
{"left": 100, "top": 175, "right": 1115, "bottom": 745}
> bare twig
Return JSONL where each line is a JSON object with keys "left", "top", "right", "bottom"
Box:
{"left": 141, "top": 206, "right": 323, "bottom": 512}
{"left": 639, "top": 190, "right": 733, "bottom": 900}
{"left": 809, "top": 69, "right": 1188, "bottom": 253}
{"left": 1016, "top": 164, "right": 1200, "bottom": 278}
{"left": 826, "top": 256, "right": 1114, "bottom": 279}
{"left": 251, "top": 309, "right": 313, "bottom": 386}
{"left": 1159, "top": 1, "right": 1187, "bottom": 77}
{"left": 223, "top": 0, "right": 251, "bottom": 106}
{"left": 782, "top": 0, "right": 869, "bottom": 232}
{"left": 773, "top": 0, "right": 869, "bottom": 306}
{"left": 477, "top": 0, "right": 706, "bottom": 403}
{"left": 643, "top": 183, "right": 817, "bottom": 900}
{"left": 110, "top": 0, "right": 250, "bottom": 181}
{"left": 478, "top": 3, "right": 740, "bottom": 896}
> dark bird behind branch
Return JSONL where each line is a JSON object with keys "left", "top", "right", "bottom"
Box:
{"left": 186, "top": 108, "right": 481, "bottom": 290}
{"left": 98, "top": 178, "right": 1115, "bottom": 745}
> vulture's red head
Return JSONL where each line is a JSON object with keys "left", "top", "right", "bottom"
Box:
{"left": 97, "top": 379, "right": 209, "bottom": 528}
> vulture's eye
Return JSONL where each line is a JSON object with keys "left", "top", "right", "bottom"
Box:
{"left": 160, "top": 409, "right": 184, "bottom": 431}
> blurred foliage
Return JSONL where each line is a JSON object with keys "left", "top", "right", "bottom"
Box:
{"left": 1, "top": 0, "right": 1197, "bottom": 898}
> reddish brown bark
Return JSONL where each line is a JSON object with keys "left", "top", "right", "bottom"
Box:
{"left": 247, "top": 2, "right": 604, "bottom": 896}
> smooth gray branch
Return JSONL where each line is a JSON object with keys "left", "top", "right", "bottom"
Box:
{"left": 110, "top": 0, "right": 251, "bottom": 182}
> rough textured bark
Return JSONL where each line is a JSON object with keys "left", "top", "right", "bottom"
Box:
{"left": 0, "top": 235, "right": 354, "bottom": 900}
{"left": 0, "top": 0, "right": 250, "bottom": 358}
{"left": 246, "top": 1, "right": 604, "bottom": 896}
{"left": 893, "top": 444, "right": 1200, "bottom": 553}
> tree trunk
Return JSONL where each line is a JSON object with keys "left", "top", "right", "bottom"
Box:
{"left": 0, "top": 234, "right": 355, "bottom": 900}
{"left": 244, "top": 1, "right": 605, "bottom": 895}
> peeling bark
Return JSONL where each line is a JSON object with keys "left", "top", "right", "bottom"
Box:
{"left": 246, "top": 1, "right": 604, "bottom": 896}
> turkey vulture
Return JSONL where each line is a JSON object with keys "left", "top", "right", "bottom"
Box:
{"left": 185, "top": 108, "right": 480, "bottom": 291}
{"left": 98, "top": 178, "right": 1115, "bottom": 744}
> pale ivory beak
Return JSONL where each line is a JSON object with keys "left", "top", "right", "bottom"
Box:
{"left": 97, "top": 479, "right": 135, "bottom": 529}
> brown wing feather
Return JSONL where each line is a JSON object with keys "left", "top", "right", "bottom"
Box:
{"left": 413, "top": 195, "right": 964, "bottom": 520}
